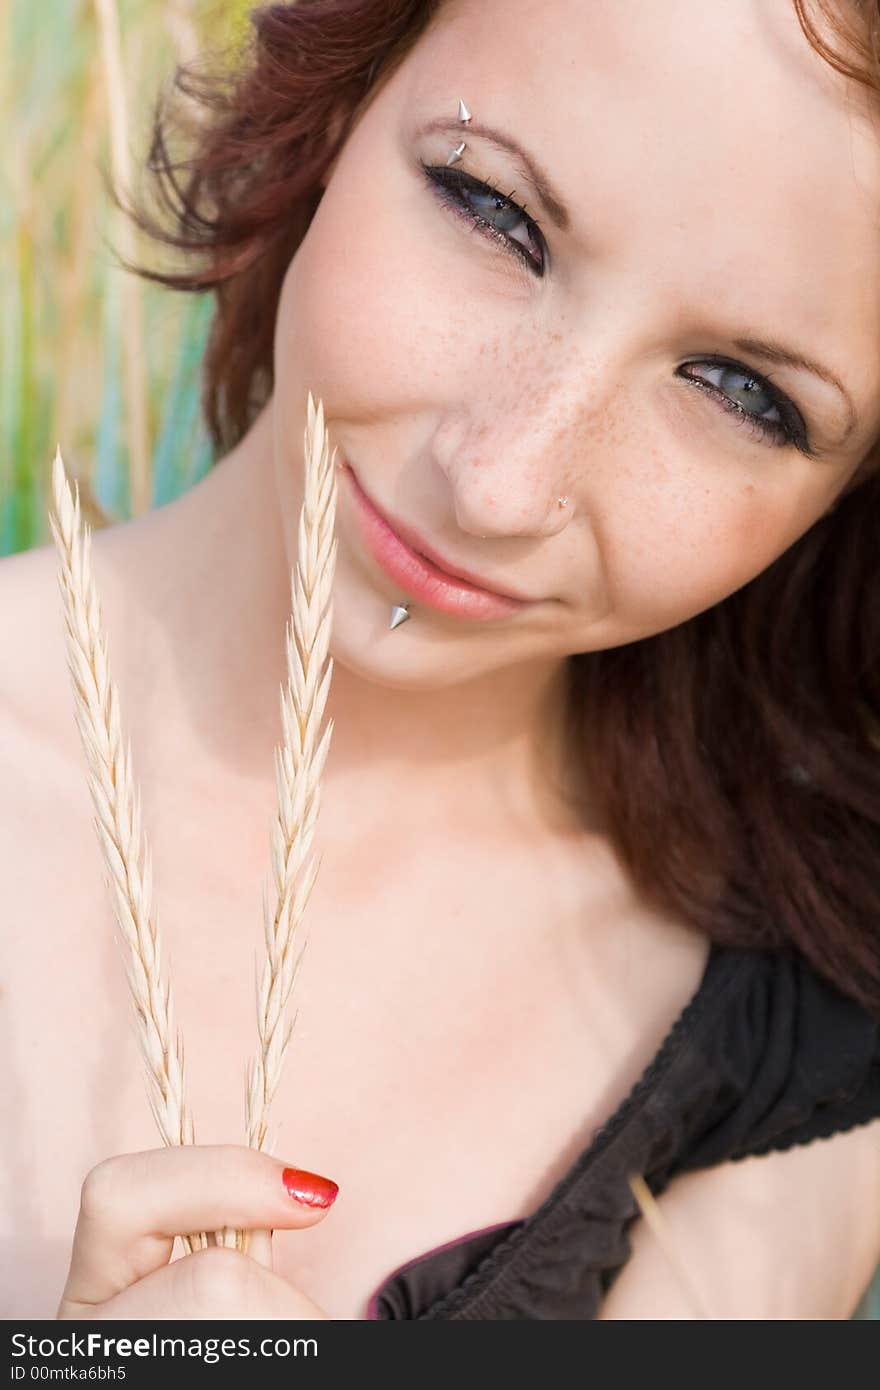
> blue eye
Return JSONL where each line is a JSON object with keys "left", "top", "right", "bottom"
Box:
{"left": 420, "top": 159, "right": 546, "bottom": 275}
{"left": 677, "top": 359, "right": 810, "bottom": 453}
{"left": 420, "top": 159, "right": 813, "bottom": 455}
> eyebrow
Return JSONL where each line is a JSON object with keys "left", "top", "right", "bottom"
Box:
{"left": 412, "top": 115, "right": 572, "bottom": 232}
{"left": 413, "top": 116, "right": 858, "bottom": 443}
{"left": 732, "top": 338, "right": 856, "bottom": 441}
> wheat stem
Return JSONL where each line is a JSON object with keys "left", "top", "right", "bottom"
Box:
{"left": 239, "top": 392, "right": 338, "bottom": 1253}
{"left": 49, "top": 445, "right": 209, "bottom": 1254}
{"left": 628, "top": 1173, "right": 714, "bottom": 1318}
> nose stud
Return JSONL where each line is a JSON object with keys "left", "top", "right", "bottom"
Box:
{"left": 481, "top": 497, "right": 569, "bottom": 539}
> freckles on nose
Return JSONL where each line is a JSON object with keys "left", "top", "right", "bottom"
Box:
{"left": 466, "top": 331, "right": 623, "bottom": 506}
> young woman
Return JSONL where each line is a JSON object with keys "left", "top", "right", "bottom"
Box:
{"left": 2, "top": 0, "right": 880, "bottom": 1320}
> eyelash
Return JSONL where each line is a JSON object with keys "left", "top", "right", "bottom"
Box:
{"left": 419, "top": 159, "right": 813, "bottom": 456}
{"left": 420, "top": 158, "right": 548, "bottom": 274}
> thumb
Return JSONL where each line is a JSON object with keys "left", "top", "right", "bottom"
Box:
{"left": 61, "top": 1147, "right": 339, "bottom": 1314}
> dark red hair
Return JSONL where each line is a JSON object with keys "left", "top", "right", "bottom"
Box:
{"left": 116, "top": 0, "right": 880, "bottom": 1013}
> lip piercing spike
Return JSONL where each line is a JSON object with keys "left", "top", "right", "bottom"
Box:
{"left": 446, "top": 97, "right": 471, "bottom": 166}
{"left": 389, "top": 603, "right": 411, "bottom": 629}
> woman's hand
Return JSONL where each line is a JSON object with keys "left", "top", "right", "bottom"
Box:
{"left": 56, "top": 1145, "right": 339, "bottom": 1320}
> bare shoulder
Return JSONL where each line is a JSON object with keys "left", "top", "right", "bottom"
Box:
{"left": 0, "top": 540, "right": 150, "bottom": 1318}
{"left": 0, "top": 541, "right": 97, "bottom": 923}
{"left": 0, "top": 541, "right": 59, "bottom": 683}
{"left": 0, "top": 540, "right": 81, "bottom": 776}
{"left": 598, "top": 1118, "right": 880, "bottom": 1319}
{"left": 0, "top": 518, "right": 142, "bottom": 768}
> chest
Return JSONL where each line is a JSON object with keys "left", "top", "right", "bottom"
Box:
{"left": 0, "top": 727, "right": 708, "bottom": 1319}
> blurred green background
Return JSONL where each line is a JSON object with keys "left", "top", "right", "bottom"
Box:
{"left": 0, "top": 0, "right": 253, "bottom": 550}
{"left": 1, "top": 0, "right": 878, "bottom": 1320}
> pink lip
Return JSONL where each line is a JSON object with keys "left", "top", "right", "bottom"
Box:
{"left": 342, "top": 461, "right": 532, "bottom": 621}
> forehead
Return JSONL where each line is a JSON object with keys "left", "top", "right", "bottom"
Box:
{"left": 416, "top": 0, "right": 875, "bottom": 166}
{"left": 402, "top": 0, "right": 880, "bottom": 397}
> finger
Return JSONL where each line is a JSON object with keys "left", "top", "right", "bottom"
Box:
{"left": 201, "top": 1226, "right": 274, "bottom": 1267}
{"left": 241, "top": 1228, "right": 274, "bottom": 1270}
{"left": 59, "top": 1146, "right": 338, "bottom": 1312}
{"left": 69, "top": 1246, "right": 330, "bottom": 1321}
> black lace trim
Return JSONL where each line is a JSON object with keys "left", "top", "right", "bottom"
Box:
{"left": 416, "top": 941, "right": 752, "bottom": 1320}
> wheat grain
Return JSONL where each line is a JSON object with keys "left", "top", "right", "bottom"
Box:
{"left": 49, "top": 445, "right": 208, "bottom": 1255}
{"left": 239, "top": 391, "right": 338, "bottom": 1253}
{"left": 49, "top": 384, "right": 339, "bottom": 1260}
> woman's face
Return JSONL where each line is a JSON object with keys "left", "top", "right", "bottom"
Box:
{"left": 271, "top": 0, "right": 880, "bottom": 691}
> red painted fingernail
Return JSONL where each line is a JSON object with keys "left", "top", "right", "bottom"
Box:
{"left": 282, "top": 1166, "right": 339, "bottom": 1209}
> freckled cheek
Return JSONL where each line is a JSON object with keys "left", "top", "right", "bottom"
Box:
{"left": 600, "top": 484, "right": 790, "bottom": 630}
{"left": 274, "top": 183, "right": 455, "bottom": 404}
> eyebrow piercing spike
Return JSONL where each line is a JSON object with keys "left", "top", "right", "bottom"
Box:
{"left": 446, "top": 97, "right": 472, "bottom": 166}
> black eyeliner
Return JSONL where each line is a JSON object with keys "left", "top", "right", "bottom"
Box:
{"left": 419, "top": 159, "right": 547, "bottom": 276}
{"left": 420, "top": 158, "right": 817, "bottom": 456}
{"left": 685, "top": 354, "right": 812, "bottom": 455}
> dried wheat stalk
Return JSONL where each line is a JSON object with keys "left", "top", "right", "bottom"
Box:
{"left": 239, "top": 391, "right": 338, "bottom": 1253}
{"left": 49, "top": 446, "right": 208, "bottom": 1255}
{"left": 628, "top": 1173, "right": 713, "bottom": 1318}
{"left": 49, "top": 386, "right": 339, "bottom": 1260}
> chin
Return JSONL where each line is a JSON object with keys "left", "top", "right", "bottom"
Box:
{"left": 327, "top": 603, "right": 450, "bottom": 691}
{"left": 324, "top": 563, "right": 494, "bottom": 692}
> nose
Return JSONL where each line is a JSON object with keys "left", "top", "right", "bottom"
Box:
{"left": 440, "top": 453, "right": 577, "bottom": 543}
{"left": 474, "top": 494, "right": 571, "bottom": 540}
{"left": 434, "top": 389, "right": 583, "bottom": 542}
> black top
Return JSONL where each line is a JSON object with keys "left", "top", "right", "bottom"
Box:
{"left": 366, "top": 941, "right": 880, "bottom": 1319}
